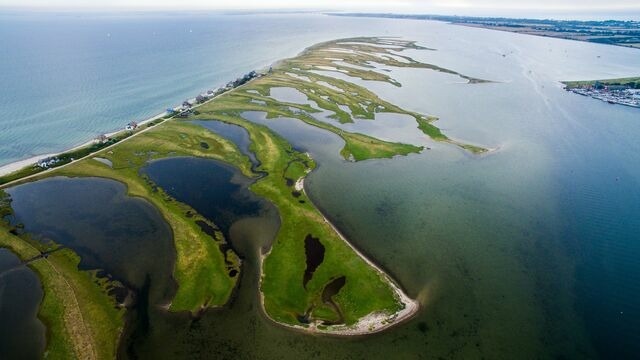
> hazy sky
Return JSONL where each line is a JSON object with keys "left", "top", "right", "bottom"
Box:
{"left": 1, "top": 0, "right": 639, "bottom": 16}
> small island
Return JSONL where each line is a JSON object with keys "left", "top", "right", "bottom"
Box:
{"left": 0, "top": 37, "right": 489, "bottom": 358}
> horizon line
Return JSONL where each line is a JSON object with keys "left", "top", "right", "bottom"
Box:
{"left": 0, "top": 7, "right": 639, "bottom": 22}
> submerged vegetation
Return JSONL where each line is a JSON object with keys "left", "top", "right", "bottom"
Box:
{"left": 229, "top": 37, "right": 489, "bottom": 155}
{"left": 0, "top": 36, "right": 490, "bottom": 355}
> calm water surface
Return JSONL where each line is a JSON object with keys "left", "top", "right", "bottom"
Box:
{"left": 0, "top": 249, "right": 45, "bottom": 360}
{"left": 141, "top": 157, "right": 267, "bottom": 237}
{"left": 7, "top": 177, "right": 176, "bottom": 315}
{"left": 191, "top": 120, "right": 259, "bottom": 167}
{"left": 0, "top": 12, "right": 639, "bottom": 359}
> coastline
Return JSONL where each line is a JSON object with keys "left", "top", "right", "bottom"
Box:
{"left": 258, "top": 172, "right": 419, "bottom": 336}
{"left": 0, "top": 62, "right": 270, "bottom": 180}
{"left": 1, "top": 37, "right": 429, "bottom": 337}
{"left": 0, "top": 111, "right": 168, "bottom": 177}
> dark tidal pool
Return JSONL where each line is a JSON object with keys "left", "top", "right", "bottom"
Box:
{"left": 7, "top": 177, "right": 176, "bottom": 305}
{"left": 0, "top": 249, "right": 46, "bottom": 360}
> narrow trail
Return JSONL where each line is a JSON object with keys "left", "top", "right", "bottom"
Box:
{"left": 0, "top": 249, "right": 59, "bottom": 278}
{"left": 0, "top": 241, "right": 97, "bottom": 359}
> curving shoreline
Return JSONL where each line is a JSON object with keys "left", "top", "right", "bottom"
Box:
{"left": 1, "top": 35, "right": 484, "bottom": 344}
{"left": 259, "top": 172, "right": 419, "bottom": 336}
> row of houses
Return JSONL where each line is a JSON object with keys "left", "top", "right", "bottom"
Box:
{"left": 91, "top": 69, "right": 265, "bottom": 149}
{"left": 93, "top": 120, "right": 137, "bottom": 146}
{"left": 37, "top": 157, "right": 60, "bottom": 169}
{"left": 33, "top": 70, "right": 266, "bottom": 173}
{"left": 226, "top": 70, "right": 260, "bottom": 90}
{"left": 171, "top": 70, "right": 263, "bottom": 116}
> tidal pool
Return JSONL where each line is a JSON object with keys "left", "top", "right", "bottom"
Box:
{"left": 130, "top": 156, "right": 286, "bottom": 358}
{"left": 191, "top": 120, "right": 259, "bottom": 167}
{"left": 141, "top": 157, "right": 267, "bottom": 238}
{"left": 7, "top": 177, "right": 176, "bottom": 317}
{"left": 0, "top": 249, "right": 46, "bottom": 360}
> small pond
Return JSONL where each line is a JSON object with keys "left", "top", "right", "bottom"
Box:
{"left": 191, "top": 120, "right": 259, "bottom": 167}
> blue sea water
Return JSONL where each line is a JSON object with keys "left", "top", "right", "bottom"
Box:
{"left": 0, "top": 11, "right": 390, "bottom": 167}
{"left": 1, "top": 11, "right": 640, "bottom": 359}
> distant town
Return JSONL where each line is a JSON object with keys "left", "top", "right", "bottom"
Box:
{"left": 329, "top": 13, "right": 640, "bottom": 49}
{"left": 562, "top": 77, "right": 640, "bottom": 108}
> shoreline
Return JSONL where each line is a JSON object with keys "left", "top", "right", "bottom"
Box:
{"left": 0, "top": 64, "right": 269, "bottom": 179}
{"left": 0, "top": 66, "right": 269, "bottom": 189}
{"left": 301, "top": 175, "right": 420, "bottom": 334}
{"left": 3, "top": 37, "right": 425, "bottom": 336}
{"left": 258, "top": 172, "right": 419, "bottom": 336}
{"left": 0, "top": 110, "right": 168, "bottom": 177}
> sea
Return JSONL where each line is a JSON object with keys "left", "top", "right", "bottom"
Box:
{"left": 1, "top": 10, "right": 639, "bottom": 359}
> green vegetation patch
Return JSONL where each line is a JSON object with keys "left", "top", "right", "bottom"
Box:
{"left": 0, "top": 228, "right": 124, "bottom": 360}
{"left": 0, "top": 190, "right": 12, "bottom": 218}
{"left": 563, "top": 77, "right": 640, "bottom": 89}
{"left": 188, "top": 112, "right": 402, "bottom": 326}
{"left": 0, "top": 36, "right": 490, "bottom": 337}
{"left": 48, "top": 121, "right": 249, "bottom": 312}
{"left": 221, "top": 37, "right": 487, "bottom": 155}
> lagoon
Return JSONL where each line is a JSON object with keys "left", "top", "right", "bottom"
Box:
{"left": 0, "top": 12, "right": 639, "bottom": 359}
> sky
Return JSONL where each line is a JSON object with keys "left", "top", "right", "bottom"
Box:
{"left": 1, "top": 0, "right": 639, "bottom": 18}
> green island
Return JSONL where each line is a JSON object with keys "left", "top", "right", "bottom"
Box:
{"left": 0, "top": 37, "right": 489, "bottom": 355}
{"left": 562, "top": 77, "right": 640, "bottom": 89}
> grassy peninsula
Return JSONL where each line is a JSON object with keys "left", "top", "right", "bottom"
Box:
{"left": 190, "top": 37, "right": 487, "bottom": 331}
{"left": 1, "top": 192, "right": 123, "bottom": 360}
{"left": 0, "top": 36, "right": 489, "bottom": 353}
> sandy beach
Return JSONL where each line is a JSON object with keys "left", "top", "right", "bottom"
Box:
{"left": 0, "top": 108, "right": 174, "bottom": 178}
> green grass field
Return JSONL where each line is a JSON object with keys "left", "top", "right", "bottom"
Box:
{"left": 563, "top": 77, "right": 640, "bottom": 89}
{"left": 0, "top": 229, "right": 123, "bottom": 360}
{"left": 188, "top": 111, "right": 403, "bottom": 325}
{"left": 51, "top": 121, "right": 249, "bottom": 312}
{"left": 0, "top": 36, "right": 490, "bottom": 348}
